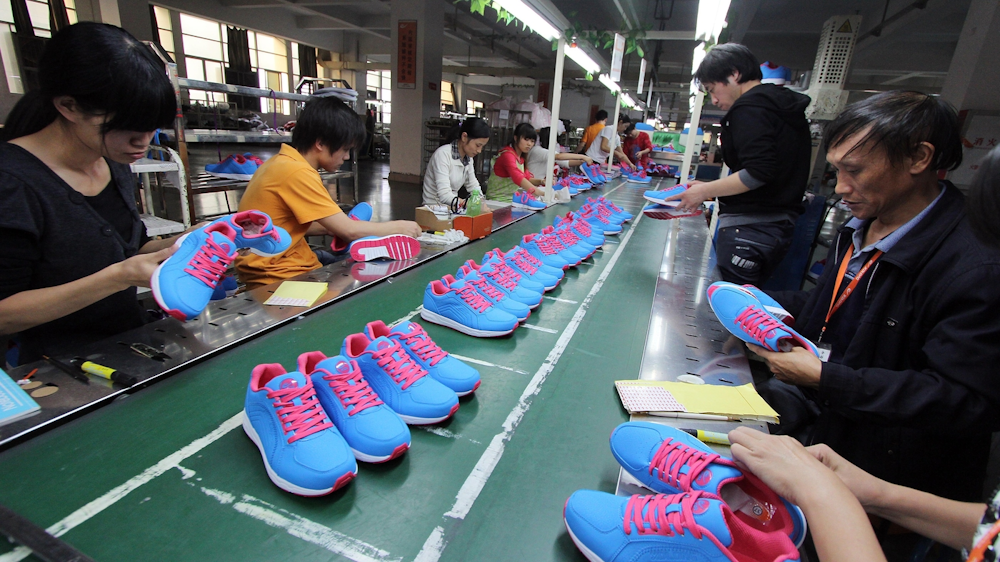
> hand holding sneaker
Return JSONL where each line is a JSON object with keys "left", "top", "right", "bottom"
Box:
{"left": 747, "top": 343, "right": 823, "bottom": 387}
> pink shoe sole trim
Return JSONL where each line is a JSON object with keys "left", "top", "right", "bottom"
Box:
{"left": 349, "top": 235, "right": 420, "bottom": 262}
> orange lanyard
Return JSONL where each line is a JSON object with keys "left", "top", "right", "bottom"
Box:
{"left": 818, "top": 243, "right": 883, "bottom": 343}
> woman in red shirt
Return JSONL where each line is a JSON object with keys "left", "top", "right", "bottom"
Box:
{"left": 486, "top": 123, "right": 543, "bottom": 203}
{"left": 624, "top": 124, "right": 653, "bottom": 170}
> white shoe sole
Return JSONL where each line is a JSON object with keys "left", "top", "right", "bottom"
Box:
{"left": 512, "top": 201, "right": 545, "bottom": 211}
{"left": 643, "top": 194, "right": 681, "bottom": 206}
{"left": 242, "top": 412, "right": 354, "bottom": 496}
{"left": 420, "top": 308, "right": 516, "bottom": 337}
{"left": 564, "top": 520, "right": 604, "bottom": 562}
{"left": 206, "top": 171, "right": 254, "bottom": 181}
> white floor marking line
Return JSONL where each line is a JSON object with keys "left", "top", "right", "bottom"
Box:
{"left": 420, "top": 426, "right": 461, "bottom": 439}
{"left": 520, "top": 324, "right": 558, "bottom": 334}
{"left": 414, "top": 211, "right": 645, "bottom": 562}
{"left": 388, "top": 306, "right": 423, "bottom": 328}
{"left": 543, "top": 296, "right": 578, "bottom": 304}
{"left": 0, "top": 413, "right": 244, "bottom": 562}
{"left": 448, "top": 354, "right": 529, "bottom": 375}
{"left": 197, "top": 487, "right": 401, "bottom": 562}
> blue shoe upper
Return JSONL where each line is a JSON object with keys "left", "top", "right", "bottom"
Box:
{"left": 206, "top": 155, "right": 258, "bottom": 177}
{"left": 487, "top": 250, "right": 561, "bottom": 289}
{"left": 422, "top": 279, "right": 520, "bottom": 333}
{"left": 460, "top": 263, "right": 543, "bottom": 308}
{"left": 707, "top": 282, "right": 818, "bottom": 355}
{"left": 154, "top": 225, "right": 238, "bottom": 320}
{"left": 519, "top": 237, "right": 571, "bottom": 270}
{"left": 340, "top": 335, "right": 458, "bottom": 422}
{"left": 477, "top": 257, "right": 547, "bottom": 294}
{"left": 452, "top": 271, "right": 530, "bottom": 320}
{"left": 506, "top": 247, "right": 565, "bottom": 280}
{"left": 302, "top": 352, "right": 410, "bottom": 460}
{"left": 349, "top": 202, "right": 373, "bottom": 221}
{"left": 244, "top": 366, "right": 356, "bottom": 492}
{"left": 211, "top": 210, "right": 291, "bottom": 257}
{"left": 370, "top": 321, "right": 481, "bottom": 395}
{"left": 565, "top": 490, "right": 795, "bottom": 562}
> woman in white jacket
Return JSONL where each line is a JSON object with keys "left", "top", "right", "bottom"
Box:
{"left": 422, "top": 118, "right": 490, "bottom": 207}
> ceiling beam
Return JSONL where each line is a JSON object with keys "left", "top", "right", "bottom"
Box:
{"left": 643, "top": 30, "right": 696, "bottom": 41}
{"left": 726, "top": 0, "right": 762, "bottom": 44}
{"left": 855, "top": 0, "right": 943, "bottom": 54}
{"left": 296, "top": 14, "right": 388, "bottom": 30}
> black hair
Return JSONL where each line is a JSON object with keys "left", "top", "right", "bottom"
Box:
{"left": 967, "top": 146, "right": 1000, "bottom": 249}
{"left": 538, "top": 127, "right": 551, "bottom": 149}
{"left": 624, "top": 123, "right": 636, "bottom": 135}
{"left": 2, "top": 22, "right": 175, "bottom": 141}
{"left": 511, "top": 123, "right": 537, "bottom": 144}
{"left": 445, "top": 117, "right": 491, "bottom": 144}
{"left": 595, "top": 110, "right": 608, "bottom": 122}
{"left": 292, "top": 96, "right": 366, "bottom": 153}
{"left": 694, "top": 43, "right": 763, "bottom": 86}
{"left": 824, "top": 90, "right": 962, "bottom": 172}
{"left": 618, "top": 114, "right": 632, "bottom": 125}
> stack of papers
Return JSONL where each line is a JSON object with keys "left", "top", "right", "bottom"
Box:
{"left": 614, "top": 380, "right": 779, "bottom": 423}
{"left": 0, "top": 369, "right": 40, "bottom": 428}
{"left": 264, "top": 281, "right": 328, "bottom": 307}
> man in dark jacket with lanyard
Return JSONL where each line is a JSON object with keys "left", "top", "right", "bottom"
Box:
{"left": 666, "top": 43, "right": 812, "bottom": 285}
{"left": 750, "top": 91, "right": 1000, "bottom": 507}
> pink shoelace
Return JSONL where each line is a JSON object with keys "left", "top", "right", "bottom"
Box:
{"left": 554, "top": 227, "right": 581, "bottom": 247}
{"left": 649, "top": 438, "right": 720, "bottom": 490}
{"left": 734, "top": 306, "right": 784, "bottom": 346}
{"left": 482, "top": 266, "right": 518, "bottom": 291}
{"left": 371, "top": 341, "right": 427, "bottom": 390}
{"left": 267, "top": 383, "right": 334, "bottom": 443}
{"left": 624, "top": 493, "right": 705, "bottom": 539}
{"left": 532, "top": 236, "right": 561, "bottom": 256}
{"left": 513, "top": 247, "right": 544, "bottom": 268}
{"left": 321, "top": 365, "right": 383, "bottom": 416}
{"left": 184, "top": 237, "right": 234, "bottom": 287}
{"left": 466, "top": 275, "right": 505, "bottom": 302}
{"left": 493, "top": 261, "right": 524, "bottom": 283}
{"left": 396, "top": 324, "right": 448, "bottom": 366}
{"left": 455, "top": 283, "right": 493, "bottom": 312}
{"left": 541, "top": 234, "right": 569, "bottom": 252}
{"left": 507, "top": 253, "right": 539, "bottom": 275}
{"left": 583, "top": 210, "right": 611, "bottom": 225}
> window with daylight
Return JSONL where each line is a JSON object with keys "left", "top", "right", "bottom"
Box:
{"left": 0, "top": 0, "right": 20, "bottom": 92}
{"left": 366, "top": 69, "right": 391, "bottom": 124}
{"left": 178, "top": 12, "right": 227, "bottom": 105}
{"left": 466, "top": 99, "right": 483, "bottom": 115}
{"left": 152, "top": 5, "right": 173, "bottom": 61}
{"left": 440, "top": 80, "right": 454, "bottom": 112}
{"left": 249, "top": 30, "right": 289, "bottom": 114}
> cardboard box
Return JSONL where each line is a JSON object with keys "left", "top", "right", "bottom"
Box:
{"left": 415, "top": 207, "right": 453, "bottom": 232}
{"left": 453, "top": 210, "right": 493, "bottom": 240}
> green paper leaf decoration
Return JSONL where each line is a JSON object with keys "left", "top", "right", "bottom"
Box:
{"left": 585, "top": 72, "right": 593, "bottom": 81}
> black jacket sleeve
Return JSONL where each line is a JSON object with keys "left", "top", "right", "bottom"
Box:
{"left": 818, "top": 264, "right": 1000, "bottom": 432}
{"left": 726, "top": 105, "right": 783, "bottom": 185}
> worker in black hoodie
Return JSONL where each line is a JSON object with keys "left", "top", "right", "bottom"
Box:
{"left": 665, "top": 43, "right": 812, "bottom": 285}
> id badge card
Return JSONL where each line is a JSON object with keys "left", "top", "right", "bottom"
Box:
{"left": 815, "top": 342, "right": 832, "bottom": 363}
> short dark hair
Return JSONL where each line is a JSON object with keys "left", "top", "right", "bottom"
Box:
{"left": 694, "top": 43, "right": 762, "bottom": 86}
{"left": 2, "top": 22, "right": 175, "bottom": 141}
{"left": 512, "top": 122, "right": 537, "bottom": 143}
{"left": 595, "top": 110, "right": 608, "bottom": 122}
{"left": 618, "top": 114, "right": 632, "bottom": 125}
{"left": 445, "top": 117, "right": 491, "bottom": 143}
{"left": 624, "top": 123, "right": 636, "bottom": 135}
{"left": 967, "top": 146, "right": 1000, "bottom": 249}
{"left": 824, "top": 90, "right": 962, "bottom": 172}
{"left": 291, "top": 96, "right": 366, "bottom": 153}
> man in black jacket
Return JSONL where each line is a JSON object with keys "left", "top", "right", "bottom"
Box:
{"left": 667, "top": 43, "right": 812, "bottom": 285}
{"left": 750, "top": 91, "right": 1000, "bottom": 504}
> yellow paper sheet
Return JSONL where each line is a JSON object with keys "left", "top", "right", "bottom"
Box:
{"left": 615, "top": 380, "right": 779, "bottom": 422}
{"left": 263, "top": 281, "right": 328, "bottom": 307}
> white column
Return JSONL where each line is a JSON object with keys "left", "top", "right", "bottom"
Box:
{"left": 606, "top": 92, "right": 622, "bottom": 170}
{"left": 543, "top": 37, "right": 566, "bottom": 205}
{"left": 679, "top": 90, "right": 704, "bottom": 183}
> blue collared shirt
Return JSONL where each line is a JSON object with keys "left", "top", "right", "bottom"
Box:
{"left": 843, "top": 185, "right": 946, "bottom": 278}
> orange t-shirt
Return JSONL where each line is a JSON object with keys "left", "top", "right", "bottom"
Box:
{"left": 580, "top": 122, "right": 605, "bottom": 152}
{"left": 235, "top": 144, "right": 342, "bottom": 289}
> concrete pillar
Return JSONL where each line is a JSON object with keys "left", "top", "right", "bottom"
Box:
{"left": 75, "top": 0, "right": 121, "bottom": 26}
{"left": 388, "top": 0, "right": 443, "bottom": 183}
{"left": 116, "top": 0, "right": 153, "bottom": 42}
{"left": 940, "top": 0, "right": 1000, "bottom": 111}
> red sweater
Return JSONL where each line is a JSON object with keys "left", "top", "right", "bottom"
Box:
{"left": 493, "top": 146, "right": 533, "bottom": 185}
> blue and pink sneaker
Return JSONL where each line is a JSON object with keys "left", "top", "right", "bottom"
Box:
{"left": 421, "top": 278, "right": 520, "bottom": 337}
{"left": 609, "top": 421, "right": 808, "bottom": 547}
{"left": 486, "top": 247, "right": 563, "bottom": 289}
{"left": 205, "top": 154, "right": 259, "bottom": 180}
{"left": 349, "top": 235, "right": 421, "bottom": 262}
{"left": 341, "top": 333, "right": 459, "bottom": 424}
{"left": 512, "top": 190, "right": 547, "bottom": 211}
{"left": 243, "top": 363, "right": 357, "bottom": 496}
{"left": 644, "top": 184, "right": 688, "bottom": 207}
{"left": 580, "top": 163, "right": 604, "bottom": 185}
{"left": 521, "top": 233, "right": 582, "bottom": 268}
{"left": 577, "top": 207, "right": 623, "bottom": 236}
{"left": 464, "top": 257, "right": 547, "bottom": 295}
{"left": 152, "top": 222, "right": 239, "bottom": 321}
{"left": 541, "top": 224, "right": 597, "bottom": 260}
{"left": 707, "top": 282, "right": 818, "bottom": 355}
{"left": 587, "top": 197, "right": 632, "bottom": 223}
{"left": 331, "top": 202, "right": 375, "bottom": 254}
{"left": 365, "top": 320, "right": 481, "bottom": 396}
{"left": 556, "top": 213, "right": 604, "bottom": 248}
{"left": 298, "top": 351, "right": 411, "bottom": 463}
{"left": 563, "top": 490, "right": 801, "bottom": 562}
{"left": 740, "top": 284, "right": 795, "bottom": 326}
{"left": 444, "top": 272, "right": 529, "bottom": 321}
{"left": 457, "top": 261, "right": 543, "bottom": 309}
{"left": 211, "top": 210, "right": 291, "bottom": 256}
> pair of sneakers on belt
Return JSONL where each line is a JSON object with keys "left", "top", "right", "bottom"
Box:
{"left": 243, "top": 319, "right": 477, "bottom": 496}
{"left": 330, "top": 202, "right": 421, "bottom": 262}
{"left": 564, "top": 422, "right": 807, "bottom": 562}
{"left": 152, "top": 210, "right": 291, "bottom": 321}
{"left": 707, "top": 281, "right": 819, "bottom": 356}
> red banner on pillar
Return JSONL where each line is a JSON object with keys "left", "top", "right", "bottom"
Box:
{"left": 397, "top": 20, "right": 417, "bottom": 89}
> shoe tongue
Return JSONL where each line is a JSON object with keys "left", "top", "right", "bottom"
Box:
{"left": 688, "top": 496, "right": 732, "bottom": 546}
{"left": 366, "top": 336, "right": 396, "bottom": 354}
{"left": 314, "top": 356, "right": 354, "bottom": 377}
{"left": 208, "top": 230, "right": 238, "bottom": 253}
{"left": 389, "top": 320, "right": 419, "bottom": 337}
{"left": 265, "top": 371, "right": 309, "bottom": 393}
